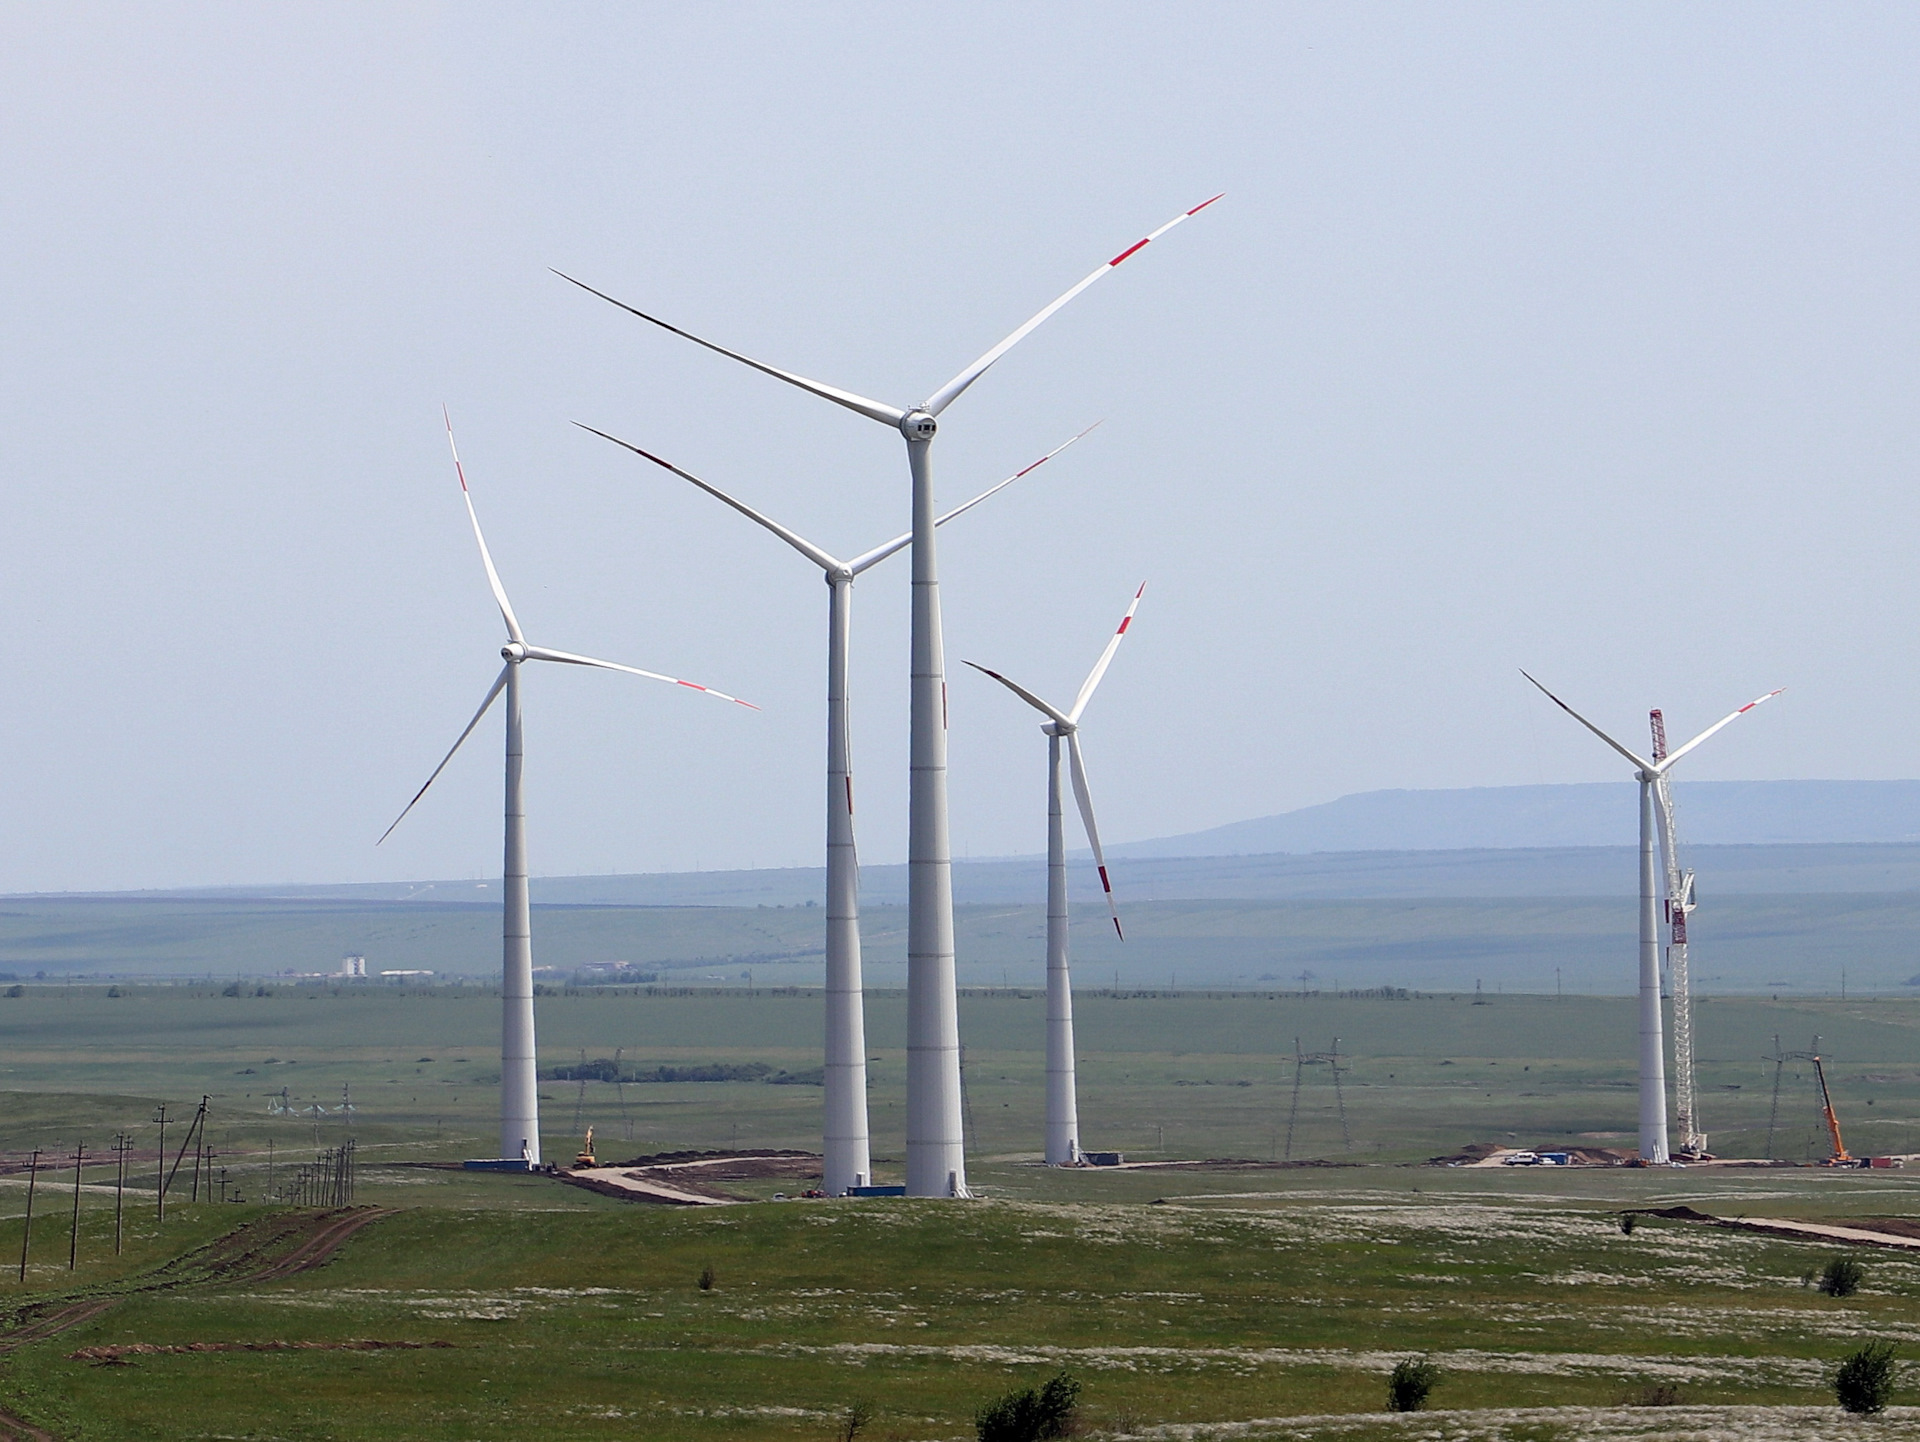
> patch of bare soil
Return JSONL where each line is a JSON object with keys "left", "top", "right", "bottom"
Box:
{"left": 1430, "top": 1142, "right": 1505, "bottom": 1165}
{"left": 1833, "top": 1217, "right": 1920, "bottom": 1241}
{"left": 1428, "top": 1143, "right": 1633, "bottom": 1166}
{"left": 610, "top": 1148, "right": 819, "bottom": 1171}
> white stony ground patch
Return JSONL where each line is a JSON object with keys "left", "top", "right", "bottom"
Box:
{"left": 1118, "top": 1404, "right": 1920, "bottom": 1441}
{"left": 759, "top": 1342, "right": 1829, "bottom": 1387}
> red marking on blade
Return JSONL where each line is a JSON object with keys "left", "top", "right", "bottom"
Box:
{"left": 1112, "top": 917, "right": 1124, "bottom": 940}
{"left": 1108, "top": 238, "right": 1151, "bottom": 267}
{"left": 845, "top": 776, "right": 854, "bottom": 815}
{"left": 1187, "top": 193, "right": 1225, "bottom": 216}
{"left": 677, "top": 681, "right": 707, "bottom": 692}
{"left": 1738, "top": 701, "right": 1757, "bottom": 712}
{"left": 1116, "top": 617, "right": 1131, "bottom": 634}
{"left": 454, "top": 463, "right": 469, "bottom": 492}
{"left": 942, "top": 681, "right": 948, "bottom": 730}
{"left": 1098, "top": 866, "right": 1112, "bottom": 893}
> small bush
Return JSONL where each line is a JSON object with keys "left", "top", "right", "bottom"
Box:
{"left": 697, "top": 1263, "right": 716, "bottom": 1291}
{"left": 1819, "top": 1255, "right": 1866, "bottom": 1297}
{"left": 1619, "top": 1213, "right": 1637, "bottom": 1235}
{"left": 1387, "top": 1356, "right": 1440, "bottom": 1412}
{"left": 838, "top": 1399, "right": 874, "bottom": 1441}
{"left": 976, "top": 1370, "right": 1080, "bottom": 1442}
{"left": 2, "top": 985, "right": 20, "bottom": 998}
{"left": 1835, "top": 1340, "right": 1897, "bottom": 1414}
{"left": 1623, "top": 1383, "right": 1684, "bottom": 1407}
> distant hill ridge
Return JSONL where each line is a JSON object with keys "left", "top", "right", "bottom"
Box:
{"left": 1108, "top": 780, "right": 1920, "bottom": 858}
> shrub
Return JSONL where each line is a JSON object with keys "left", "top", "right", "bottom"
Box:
{"left": 1624, "top": 1383, "right": 1684, "bottom": 1406}
{"left": 1819, "top": 1255, "right": 1866, "bottom": 1297}
{"left": 2, "top": 985, "right": 20, "bottom": 998}
{"left": 838, "top": 1399, "right": 874, "bottom": 1441}
{"left": 1387, "top": 1357, "right": 1440, "bottom": 1412}
{"left": 1619, "top": 1213, "right": 1637, "bottom": 1235}
{"left": 1835, "top": 1340, "right": 1897, "bottom": 1414}
{"left": 697, "top": 1263, "right": 716, "bottom": 1291}
{"left": 976, "top": 1371, "right": 1080, "bottom": 1441}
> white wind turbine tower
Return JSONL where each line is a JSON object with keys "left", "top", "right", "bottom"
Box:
{"left": 576, "top": 423, "right": 1096, "bottom": 1195}
{"left": 966, "top": 585, "right": 1145, "bottom": 1166}
{"left": 381, "top": 414, "right": 753, "bottom": 1167}
{"left": 1523, "top": 673, "right": 1780, "bottom": 1163}
{"left": 559, "top": 197, "right": 1220, "bottom": 1196}
{"left": 1649, "top": 708, "right": 1708, "bottom": 1157}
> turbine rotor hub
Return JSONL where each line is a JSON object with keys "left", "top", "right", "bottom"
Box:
{"left": 900, "top": 410, "right": 937, "bottom": 442}
{"left": 1044, "top": 720, "right": 1075, "bottom": 737}
{"left": 502, "top": 642, "right": 528, "bottom": 662}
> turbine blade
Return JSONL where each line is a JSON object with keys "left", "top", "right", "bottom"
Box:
{"left": 521, "top": 644, "right": 758, "bottom": 709}
{"left": 1520, "top": 670, "right": 1657, "bottom": 773}
{"left": 1659, "top": 688, "right": 1784, "bottom": 771}
{"left": 848, "top": 422, "right": 1101, "bottom": 576}
{"left": 924, "top": 195, "right": 1225, "bottom": 417}
{"left": 574, "top": 424, "right": 842, "bottom": 573}
{"left": 553, "top": 272, "right": 906, "bottom": 427}
{"left": 445, "top": 410, "right": 526, "bottom": 644}
{"left": 959, "top": 659, "right": 1070, "bottom": 725}
{"left": 378, "top": 665, "right": 510, "bottom": 845}
{"left": 1067, "top": 731, "right": 1123, "bottom": 940}
{"left": 1068, "top": 583, "right": 1146, "bottom": 723}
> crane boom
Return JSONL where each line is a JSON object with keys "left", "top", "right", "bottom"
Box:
{"left": 1650, "top": 710, "right": 1706, "bottom": 1156}
{"left": 1812, "top": 1055, "right": 1852, "bottom": 1164}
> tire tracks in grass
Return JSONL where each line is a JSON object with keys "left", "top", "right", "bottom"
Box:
{"left": 0, "top": 1207, "right": 392, "bottom": 1440}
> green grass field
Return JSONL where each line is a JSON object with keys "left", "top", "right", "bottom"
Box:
{"left": 4, "top": 988, "right": 1920, "bottom": 1438}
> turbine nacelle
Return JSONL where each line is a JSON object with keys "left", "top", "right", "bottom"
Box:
{"left": 1042, "top": 720, "right": 1076, "bottom": 737}
{"left": 502, "top": 642, "right": 528, "bottom": 662}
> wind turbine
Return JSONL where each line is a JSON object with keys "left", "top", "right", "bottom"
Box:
{"left": 560, "top": 197, "right": 1220, "bottom": 1196}
{"left": 1523, "top": 673, "right": 1780, "bottom": 1163}
{"left": 381, "top": 413, "right": 753, "bottom": 1167}
{"left": 965, "top": 584, "right": 1145, "bottom": 1165}
{"left": 576, "top": 423, "right": 1096, "bottom": 1196}
{"left": 1649, "top": 708, "right": 1709, "bottom": 1158}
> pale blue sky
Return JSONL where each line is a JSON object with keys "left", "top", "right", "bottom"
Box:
{"left": 2, "top": 5, "right": 1913, "bottom": 891}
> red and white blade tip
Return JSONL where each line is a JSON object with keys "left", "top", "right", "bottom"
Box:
{"left": 1109, "top": 194, "right": 1225, "bottom": 267}
{"left": 675, "top": 678, "right": 758, "bottom": 711}
{"left": 443, "top": 407, "right": 470, "bottom": 492}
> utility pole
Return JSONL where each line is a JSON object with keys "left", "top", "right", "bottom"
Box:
{"left": 68, "top": 1141, "right": 85, "bottom": 1270}
{"left": 18, "top": 1150, "right": 39, "bottom": 1282}
{"left": 153, "top": 1105, "right": 168, "bottom": 1224}
{"left": 111, "top": 1133, "right": 130, "bottom": 1254}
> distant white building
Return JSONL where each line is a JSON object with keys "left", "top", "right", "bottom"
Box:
{"left": 339, "top": 956, "right": 367, "bottom": 979}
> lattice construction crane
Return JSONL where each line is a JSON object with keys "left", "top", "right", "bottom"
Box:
{"left": 1649, "top": 709, "right": 1707, "bottom": 1158}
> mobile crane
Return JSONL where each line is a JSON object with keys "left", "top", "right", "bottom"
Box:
{"left": 1811, "top": 1056, "right": 1863, "bottom": 1167}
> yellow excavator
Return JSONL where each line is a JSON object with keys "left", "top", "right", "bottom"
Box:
{"left": 574, "top": 1126, "right": 596, "bottom": 1170}
{"left": 1812, "top": 1056, "right": 1860, "bottom": 1167}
